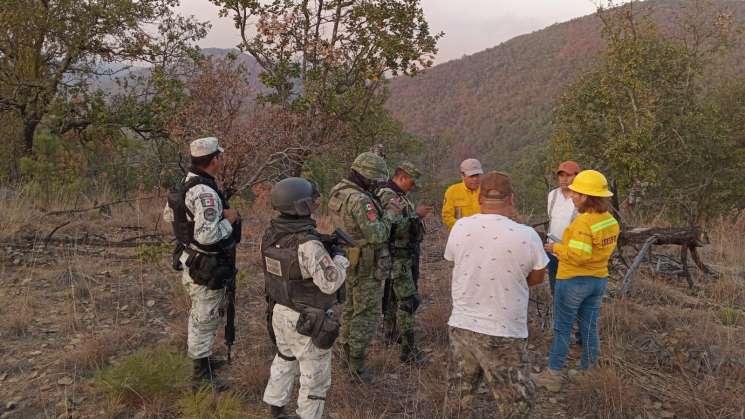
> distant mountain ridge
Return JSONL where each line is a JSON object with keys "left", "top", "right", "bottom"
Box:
{"left": 385, "top": 0, "right": 745, "bottom": 176}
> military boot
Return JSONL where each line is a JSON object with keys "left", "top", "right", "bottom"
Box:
{"left": 269, "top": 405, "right": 300, "bottom": 419}
{"left": 400, "top": 332, "right": 428, "bottom": 365}
{"left": 348, "top": 356, "right": 374, "bottom": 385}
{"left": 192, "top": 357, "right": 228, "bottom": 392}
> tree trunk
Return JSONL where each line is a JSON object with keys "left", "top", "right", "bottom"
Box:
{"left": 23, "top": 118, "right": 39, "bottom": 156}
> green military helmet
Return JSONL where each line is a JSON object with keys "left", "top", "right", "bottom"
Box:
{"left": 351, "top": 152, "right": 389, "bottom": 182}
{"left": 397, "top": 161, "right": 421, "bottom": 180}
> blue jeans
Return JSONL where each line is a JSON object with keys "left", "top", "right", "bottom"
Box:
{"left": 549, "top": 276, "right": 607, "bottom": 370}
{"left": 547, "top": 253, "right": 582, "bottom": 345}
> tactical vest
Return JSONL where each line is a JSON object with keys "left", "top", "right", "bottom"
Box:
{"left": 262, "top": 231, "right": 338, "bottom": 311}
{"left": 167, "top": 173, "right": 228, "bottom": 253}
{"left": 328, "top": 180, "right": 380, "bottom": 244}
{"left": 377, "top": 186, "right": 424, "bottom": 249}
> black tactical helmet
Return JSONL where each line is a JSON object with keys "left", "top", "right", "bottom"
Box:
{"left": 271, "top": 177, "right": 316, "bottom": 216}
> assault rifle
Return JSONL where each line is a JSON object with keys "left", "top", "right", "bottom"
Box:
{"left": 319, "top": 228, "right": 357, "bottom": 251}
{"left": 223, "top": 189, "right": 241, "bottom": 364}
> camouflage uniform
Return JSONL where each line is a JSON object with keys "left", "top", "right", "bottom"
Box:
{"left": 447, "top": 327, "right": 535, "bottom": 418}
{"left": 328, "top": 152, "right": 397, "bottom": 376}
{"left": 377, "top": 162, "right": 425, "bottom": 361}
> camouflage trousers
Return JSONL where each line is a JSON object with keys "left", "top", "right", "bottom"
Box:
{"left": 182, "top": 268, "right": 224, "bottom": 359}
{"left": 339, "top": 248, "right": 389, "bottom": 361}
{"left": 263, "top": 304, "right": 331, "bottom": 419}
{"left": 383, "top": 254, "right": 417, "bottom": 338}
{"left": 447, "top": 327, "right": 535, "bottom": 418}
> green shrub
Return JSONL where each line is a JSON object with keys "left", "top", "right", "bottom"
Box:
{"left": 720, "top": 307, "right": 741, "bottom": 326}
{"left": 177, "top": 386, "right": 244, "bottom": 419}
{"left": 95, "top": 346, "right": 191, "bottom": 406}
{"left": 136, "top": 243, "right": 172, "bottom": 265}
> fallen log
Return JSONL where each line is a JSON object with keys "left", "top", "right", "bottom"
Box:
{"left": 619, "top": 226, "right": 715, "bottom": 297}
{"left": 620, "top": 226, "right": 705, "bottom": 247}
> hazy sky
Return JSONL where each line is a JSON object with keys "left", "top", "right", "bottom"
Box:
{"left": 177, "top": 0, "right": 608, "bottom": 64}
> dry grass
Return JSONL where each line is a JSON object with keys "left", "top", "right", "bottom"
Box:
{"left": 1, "top": 285, "right": 37, "bottom": 338}
{"left": 231, "top": 340, "right": 274, "bottom": 401}
{"left": 706, "top": 276, "right": 745, "bottom": 308}
{"left": 4, "top": 184, "right": 745, "bottom": 418}
{"left": 567, "top": 367, "right": 646, "bottom": 419}
{"left": 0, "top": 186, "right": 42, "bottom": 239}
{"left": 6, "top": 300, "right": 33, "bottom": 337}
{"left": 63, "top": 327, "right": 140, "bottom": 372}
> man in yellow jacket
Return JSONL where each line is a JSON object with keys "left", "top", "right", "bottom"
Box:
{"left": 442, "top": 159, "right": 483, "bottom": 229}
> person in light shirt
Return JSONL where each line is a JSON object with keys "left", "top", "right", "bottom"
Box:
{"left": 546, "top": 161, "right": 580, "bottom": 295}
{"left": 444, "top": 171, "right": 548, "bottom": 418}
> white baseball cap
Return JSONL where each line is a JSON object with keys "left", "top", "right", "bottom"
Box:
{"left": 190, "top": 137, "right": 224, "bottom": 157}
{"left": 460, "top": 158, "right": 483, "bottom": 177}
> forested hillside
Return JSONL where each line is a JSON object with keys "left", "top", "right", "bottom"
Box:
{"left": 386, "top": 0, "right": 745, "bottom": 177}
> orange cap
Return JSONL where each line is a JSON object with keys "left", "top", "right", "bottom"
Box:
{"left": 556, "top": 161, "right": 580, "bottom": 175}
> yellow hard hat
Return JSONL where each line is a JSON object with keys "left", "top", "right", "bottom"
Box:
{"left": 568, "top": 170, "right": 613, "bottom": 197}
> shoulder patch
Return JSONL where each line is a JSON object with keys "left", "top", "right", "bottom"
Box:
{"left": 365, "top": 202, "right": 378, "bottom": 221}
{"left": 199, "top": 193, "right": 217, "bottom": 208}
{"left": 204, "top": 207, "right": 217, "bottom": 222}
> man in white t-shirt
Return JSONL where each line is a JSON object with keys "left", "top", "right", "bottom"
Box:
{"left": 444, "top": 171, "right": 548, "bottom": 418}
{"left": 546, "top": 161, "right": 580, "bottom": 295}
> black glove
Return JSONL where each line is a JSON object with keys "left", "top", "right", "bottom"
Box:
{"left": 399, "top": 293, "right": 421, "bottom": 314}
{"left": 329, "top": 243, "right": 347, "bottom": 259}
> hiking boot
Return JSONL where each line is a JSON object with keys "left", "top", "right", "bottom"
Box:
{"left": 269, "top": 405, "right": 299, "bottom": 419}
{"left": 192, "top": 357, "right": 229, "bottom": 392}
{"left": 531, "top": 368, "right": 563, "bottom": 393}
{"left": 400, "top": 332, "right": 428, "bottom": 365}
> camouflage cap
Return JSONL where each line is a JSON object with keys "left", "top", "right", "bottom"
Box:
{"left": 397, "top": 161, "right": 421, "bottom": 180}
{"left": 351, "top": 152, "right": 389, "bottom": 181}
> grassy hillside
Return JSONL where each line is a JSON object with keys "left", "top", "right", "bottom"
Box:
{"left": 1, "top": 189, "right": 743, "bottom": 418}
{"left": 386, "top": 0, "right": 745, "bottom": 177}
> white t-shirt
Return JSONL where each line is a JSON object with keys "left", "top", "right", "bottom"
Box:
{"left": 547, "top": 188, "right": 576, "bottom": 243}
{"left": 444, "top": 214, "right": 549, "bottom": 338}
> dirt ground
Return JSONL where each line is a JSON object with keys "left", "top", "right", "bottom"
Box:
{"left": 1, "top": 199, "right": 744, "bottom": 418}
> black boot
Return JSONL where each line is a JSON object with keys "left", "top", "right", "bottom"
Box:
{"left": 269, "top": 405, "right": 299, "bottom": 419}
{"left": 192, "top": 357, "right": 228, "bottom": 391}
{"left": 400, "top": 332, "right": 428, "bottom": 365}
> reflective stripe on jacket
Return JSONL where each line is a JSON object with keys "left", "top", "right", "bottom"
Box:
{"left": 554, "top": 211, "right": 620, "bottom": 279}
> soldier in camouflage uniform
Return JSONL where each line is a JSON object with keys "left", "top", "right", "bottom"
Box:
{"left": 377, "top": 161, "right": 432, "bottom": 363}
{"left": 328, "top": 152, "right": 401, "bottom": 382}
